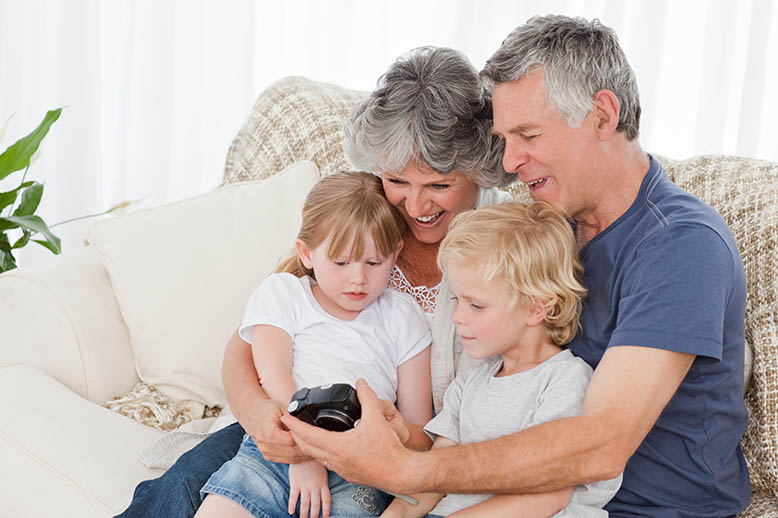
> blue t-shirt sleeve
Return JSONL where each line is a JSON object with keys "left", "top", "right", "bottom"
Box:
{"left": 609, "top": 223, "right": 737, "bottom": 360}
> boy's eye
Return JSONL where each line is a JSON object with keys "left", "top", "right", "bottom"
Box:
{"left": 470, "top": 302, "right": 484, "bottom": 310}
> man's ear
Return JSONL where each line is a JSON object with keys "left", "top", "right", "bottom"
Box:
{"left": 526, "top": 297, "right": 548, "bottom": 327}
{"left": 295, "top": 239, "right": 314, "bottom": 269}
{"left": 591, "top": 89, "right": 620, "bottom": 139}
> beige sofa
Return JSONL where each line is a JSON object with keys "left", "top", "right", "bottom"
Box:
{"left": 0, "top": 77, "right": 776, "bottom": 517}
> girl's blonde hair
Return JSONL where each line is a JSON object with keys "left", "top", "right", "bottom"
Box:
{"left": 437, "top": 201, "right": 586, "bottom": 346}
{"left": 276, "top": 171, "right": 406, "bottom": 279}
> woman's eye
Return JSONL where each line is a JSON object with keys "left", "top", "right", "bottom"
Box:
{"left": 431, "top": 184, "right": 451, "bottom": 191}
{"left": 387, "top": 178, "right": 406, "bottom": 185}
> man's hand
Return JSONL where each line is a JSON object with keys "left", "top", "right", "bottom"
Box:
{"left": 251, "top": 398, "right": 312, "bottom": 464}
{"left": 282, "top": 379, "right": 419, "bottom": 493}
{"left": 375, "top": 398, "right": 410, "bottom": 445}
{"left": 288, "top": 460, "right": 331, "bottom": 518}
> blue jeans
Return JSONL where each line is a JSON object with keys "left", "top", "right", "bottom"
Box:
{"left": 201, "top": 434, "right": 390, "bottom": 518}
{"left": 115, "top": 421, "right": 245, "bottom": 518}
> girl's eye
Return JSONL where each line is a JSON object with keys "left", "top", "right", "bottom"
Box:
{"left": 366, "top": 260, "right": 382, "bottom": 267}
{"left": 334, "top": 260, "right": 348, "bottom": 266}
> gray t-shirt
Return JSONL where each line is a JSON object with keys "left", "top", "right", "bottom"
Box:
{"left": 424, "top": 350, "right": 622, "bottom": 517}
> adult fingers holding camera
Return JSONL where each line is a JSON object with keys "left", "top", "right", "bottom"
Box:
{"left": 283, "top": 379, "right": 419, "bottom": 493}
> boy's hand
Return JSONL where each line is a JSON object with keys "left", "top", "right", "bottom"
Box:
{"left": 288, "top": 460, "right": 331, "bottom": 518}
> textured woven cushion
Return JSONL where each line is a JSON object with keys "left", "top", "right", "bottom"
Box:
{"left": 223, "top": 76, "right": 368, "bottom": 184}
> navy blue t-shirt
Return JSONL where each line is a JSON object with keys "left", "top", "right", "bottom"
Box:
{"left": 568, "top": 156, "right": 750, "bottom": 517}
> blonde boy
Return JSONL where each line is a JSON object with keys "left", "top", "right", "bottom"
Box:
{"left": 382, "top": 201, "right": 621, "bottom": 518}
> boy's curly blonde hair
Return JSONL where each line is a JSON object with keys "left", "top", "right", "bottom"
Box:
{"left": 437, "top": 201, "right": 586, "bottom": 346}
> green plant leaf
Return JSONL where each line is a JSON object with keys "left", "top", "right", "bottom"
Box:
{"left": 0, "top": 232, "right": 10, "bottom": 252}
{"left": 0, "top": 181, "right": 34, "bottom": 211}
{"left": 0, "top": 248, "right": 16, "bottom": 272}
{"left": 0, "top": 108, "right": 62, "bottom": 182}
{"left": 0, "top": 215, "right": 61, "bottom": 254}
{"left": 13, "top": 182, "right": 44, "bottom": 217}
{"left": 32, "top": 238, "right": 60, "bottom": 254}
{"left": 12, "top": 230, "right": 30, "bottom": 249}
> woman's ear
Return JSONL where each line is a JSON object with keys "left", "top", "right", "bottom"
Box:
{"left": 295, "top": 239, "right": 314, "bottom": 269}
{"left": 526, "top": 297, "right": 548, "bottom": 327}
{"left": 591, "top": 89, "right": 620, "bottom": 139}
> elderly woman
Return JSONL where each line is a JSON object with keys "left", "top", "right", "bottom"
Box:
{"left": 117, "top": 46, "right": 513, "bottom": 518}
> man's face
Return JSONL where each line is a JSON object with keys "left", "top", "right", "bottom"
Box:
{"left": 492, "top": 68, "right": 602, "bottom": 220}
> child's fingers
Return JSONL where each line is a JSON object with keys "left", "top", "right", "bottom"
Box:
{"left": 321, "top": 486, "right": 332, "bottom": 518}
{"left": 309, "top": 490, "right": 321, "bottom": 518}
{"left": 288, "top": 486, "right": 300, "bottom": 515}
{"left": 300, "top": 489, "right": 310, "bottom": 518}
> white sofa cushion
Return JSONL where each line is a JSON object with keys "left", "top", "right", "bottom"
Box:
{"left": 87, "top": 161, "right": 320, "bottom": 412}
{"left": 0, "top": 364, "right": 163, "bottom": 517}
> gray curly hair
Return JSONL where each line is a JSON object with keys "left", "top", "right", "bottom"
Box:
{"left": 481, "top": 15, "right": 641, "bottom": 140}
{"left": 343, "top": 46, "right": 514, "bottom": 188}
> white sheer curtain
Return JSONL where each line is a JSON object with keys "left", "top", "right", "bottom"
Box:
{"left": 1, "top": 0, "right": 777, "bottom": 263}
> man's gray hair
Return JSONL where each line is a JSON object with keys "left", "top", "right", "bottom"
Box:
{"left": 481, "top": 15, "right": 641, "bottom": 140}
{"left": 344, "top": 46, "right": 514, "bottom": 188}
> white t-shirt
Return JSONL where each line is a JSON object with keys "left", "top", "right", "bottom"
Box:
{"left": 239, "top": 272, "right": 431, "bottom": 402}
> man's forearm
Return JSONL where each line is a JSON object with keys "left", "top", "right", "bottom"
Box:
{"left": 399, "top": 415, "right": 620, "bottom": 495}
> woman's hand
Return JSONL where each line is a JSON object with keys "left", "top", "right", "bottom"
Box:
{"left": 251, "top": 398, "right": 312, "bottom": 464}
{"left": 288, "top": 460, "right": 331, "bottom": 518}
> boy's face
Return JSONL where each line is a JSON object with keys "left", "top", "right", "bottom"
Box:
{"left": 447, "top": 260, "right": 542, "bottom": 361}
{"left": 297, "top": 233, "right": 400, "bottom": 321}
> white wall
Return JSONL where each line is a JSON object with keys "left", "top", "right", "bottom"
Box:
{"left": 1, "top": 0, "right": 777, "bottom": 264}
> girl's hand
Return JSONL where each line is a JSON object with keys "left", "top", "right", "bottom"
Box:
{"left": 288, "top": 460, "right": 331, "bottom": 518}
{"left": 252, "top": 398, "right": 312, "bottom": 464}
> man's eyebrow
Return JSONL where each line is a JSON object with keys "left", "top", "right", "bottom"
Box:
{"left": 491, "top": 124, "right": 539, "bottom": 137}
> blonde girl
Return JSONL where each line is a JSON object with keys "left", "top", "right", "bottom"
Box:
{"left": 196, "top": 172, "right": 433, "bottom": 518}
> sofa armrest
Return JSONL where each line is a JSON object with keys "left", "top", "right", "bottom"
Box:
{"left": 0, "top": 364, "right": 162, "bottom": 518}
{"left": 0, "top": 245, "right": 139, "bottom": 404}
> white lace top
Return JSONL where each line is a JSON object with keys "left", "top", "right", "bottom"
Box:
{"left": 388, "top": 265, "right": 440, "bottom": 317}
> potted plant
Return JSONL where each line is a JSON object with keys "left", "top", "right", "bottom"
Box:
{"left": 0, "top": 109, "right": 128, "bottom": 273}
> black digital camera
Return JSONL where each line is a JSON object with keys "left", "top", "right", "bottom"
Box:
{"left": 287, "top": 383, "right": 361, "bottom": 432}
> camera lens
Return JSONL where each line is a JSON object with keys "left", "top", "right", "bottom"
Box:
{"left": 315, "top": 409, "right": 356, "bottom": 432}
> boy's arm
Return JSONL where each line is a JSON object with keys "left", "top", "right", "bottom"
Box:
{"left": 381, "top": 437, "right": 456, "bottom": 518}
{"left": 447, "top": 488, "right": 572, "bottom": 518}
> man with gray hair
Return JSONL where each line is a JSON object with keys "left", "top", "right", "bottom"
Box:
{"left": 285, "top": 15, "right": 750, "bottom": 517}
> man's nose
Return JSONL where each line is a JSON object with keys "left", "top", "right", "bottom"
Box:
{"left": 502, "top": 139, "right": 529, "bottom": 174}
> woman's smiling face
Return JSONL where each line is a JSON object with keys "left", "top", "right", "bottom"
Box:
{"left": 381, "top": 162, "right": 480, "bottom": 245}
